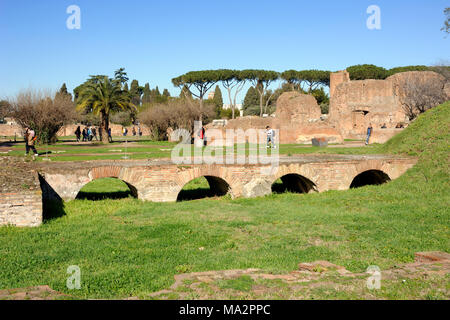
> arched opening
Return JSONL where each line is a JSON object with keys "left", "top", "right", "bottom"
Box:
{"left": 76, "top": 177, "right": 138, "bottom": 200}
{"left": 271, "top": 174, "right": 317, "bottom": 194}
{"left": 177, "top": 176, "right": 230, "bottom": 201}
{"left": 350, "top": 170, "right": 390, "bottom": 189}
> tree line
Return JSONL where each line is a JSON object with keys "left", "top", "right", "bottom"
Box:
{"left": 1, "top": 63, "right": 447, "bottom": 144}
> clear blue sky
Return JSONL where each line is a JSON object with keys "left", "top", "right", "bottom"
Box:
{"left": 1, "top": 0, "right": 449, "bottom": 102}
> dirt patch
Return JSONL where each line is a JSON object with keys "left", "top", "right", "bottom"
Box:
{"left": 147, "top": 251, "right": 450, "bottom": 300}
{"left": 0, "top": 285, "right": 70, "bottom": 300}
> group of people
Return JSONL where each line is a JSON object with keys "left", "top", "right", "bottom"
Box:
{"left": 75, "top": 126, "right": 99, "bottom": 142}
{"left": 122, "top": 126, "right": 142, "bottom": 137}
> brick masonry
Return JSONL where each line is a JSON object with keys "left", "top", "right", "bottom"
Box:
{"left": 0, "top": 174, "right": 43, "bottom": 227}
{"left": 37, "top": 155, "right": 417, "bottom": 203}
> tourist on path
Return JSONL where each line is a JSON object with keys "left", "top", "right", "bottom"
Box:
{"left": 365, "top": 123, "right": 373, "bottom": 145}
{"left": 24, "top": 127, "right": 38, "bottom": 157}
{"left": 75, "top": 126, "right": 81, "bottom": 142}
{"left": 92, "top": 127, "right": 98, "bottom": 141}
{"left": 108, "top": 128, "right": 113, "bottom": 143}
{"left": 266, "top": 126, "right": 276, "bottom": 149}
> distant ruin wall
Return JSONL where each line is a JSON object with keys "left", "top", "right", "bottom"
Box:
{"left": 329, "top": 70, "right": 448, "bottom": 140}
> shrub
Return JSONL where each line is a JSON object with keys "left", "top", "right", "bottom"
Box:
{"left": 346, "top": 64, "right": 388, "bottom": 80}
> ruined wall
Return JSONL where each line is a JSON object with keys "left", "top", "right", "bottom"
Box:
{"left": 206, "top": 92, "right": 343, "bottom": 144}
{"left": 57, "top": 123, "right": 152, "bottom": 137}
{"left": 329, "top": 70, "right": 448, "bottom": 140}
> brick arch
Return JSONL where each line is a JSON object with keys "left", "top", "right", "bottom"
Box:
{"left": 270, "top": 165, "right": 318, "bottom": 194}
{"left": 173, "top": 167, "right": 237, "bottom": 200}
{"left": 271, "top": 165, "right": 318, "bottom": 190}
{"left": 74, "top": 166, "right": 139, "bottom": 199}
{"left": 346, "top": 160, "right": 392, "bottom": 188}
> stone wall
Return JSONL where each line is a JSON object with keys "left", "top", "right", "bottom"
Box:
{"left": 0, "top": 190, "right": 42, "bottom": 227}
{"left": 57, "top": 123, "right": 152, "bottom": 137}
{"left": 206, "top": 92, "right": 343, "bottom": 144}
{"left": 329, "top": 70, "right": 448, "bottom": 140}
{"left": 0, "top": 157, "right": 43, "bottom": 227}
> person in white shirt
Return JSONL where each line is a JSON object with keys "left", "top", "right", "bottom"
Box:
{"left": 266, "top": 126, "right": 276, "bottom": 149}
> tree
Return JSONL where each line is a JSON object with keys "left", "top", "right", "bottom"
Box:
{"left": 212, "top": 85, "right": 223, "bottom": 117}
{"left": 76, "top": 74, "right": 136, "bottom": 143}
{"left": 139, "top": 99, "right": 215, "bottom": 140}
{"left": 243, "top": 86, "right": 259, "bottom": 111}
{"left": 9, "top": 90, "right": 76, "bottom": 144}
{"left": 217, "top": 69, "right": 247, "bottom": 119}
{"left": 280, "top": 70, "right": 300, "bottom": 91}
{"left": 281, "top": 70, "right": 329, "bottom": 92}
{"left": 55, "top": 83, "right": 73, "bottom": 101}
{"left": 442, "top": 7, "right": 449, "bottom": 35}
{"left": 179, "top": 85, "right": 192, "bottom": 100}
{"left": 142, "top": 83, "right": 151, "bottom": 104}
{"left": 0, "top": 100, "right": 11, "bottom": 121}
{"left": 242, "top": 69, "right": 279, "bottom": 116}
{"left": 114, "top": 68, "right": 129, "bottom": 85}
{"left": 399, "top": 76, "right": 447, "bottom": 120}
{"left": 297, "top": 70, "right": 330, "bottom": 92}
{"left": 172, "top": 70, "right": 220, "bottom": 122}
{"left": 346, "top": 64, "right": 388, "bottom": 80}
{"left": 162, "top": 88, "right": 171, "bottom": 97}
{"left": 388, "top": 65, "right": 429, "bottom": 77}
{"left": 129, "top": 80, "right": 142, "bottom": 106}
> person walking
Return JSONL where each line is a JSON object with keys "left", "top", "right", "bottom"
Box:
{"left": 75, "top": 126, "right": 81, "bottom": 142}
{"left": 365, "top": 123, "right": 373, "bottom": 145}
{"left": 266, "top": 126, "right": 276, "bottom": 149}
{"left": 24, "top": 127, "right": 38, "bottom": 157}
{"left": 87, "top": 127, "right": 92, "bottom": 141}
{"left": 92, "top": 127, "right": 98, "bottom": 141}
{"left": 82, "top": 127, "right": 87, "bottom": 142}
{"left": 138, "top": 126, "right": 142, "bottom": 137}
{"left": 108, "top": 128, "right": 113, "bottom": 143}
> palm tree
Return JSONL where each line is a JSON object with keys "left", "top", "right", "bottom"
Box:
{"left": 76, "top": 75, "right": 136, "bottom": 143}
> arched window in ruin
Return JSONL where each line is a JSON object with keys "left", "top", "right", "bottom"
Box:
{"left": 177, "top": 176, "right": 231, "bottom": 201}
{"left": 350, "top": 170, "right": 390, "bottom": 189}
{"left": 75, "top": 177, "right": 138, "bottom": 200}
{"left": 271, "top": 174, "right": 317, "bottom": 194}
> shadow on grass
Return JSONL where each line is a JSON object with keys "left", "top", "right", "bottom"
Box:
{"left": 177, "top": 188, "right": 215, "bottom": 201}
{"left": 76, "top": 190, "right": 133, "bottom": 201}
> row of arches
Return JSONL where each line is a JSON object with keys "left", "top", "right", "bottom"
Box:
{"left": 75, "top": 170, "right": 391, "bottom": 202}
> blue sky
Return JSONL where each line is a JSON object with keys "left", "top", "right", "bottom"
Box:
{"left": 0, "top": 0, "right": 449, "bottom": 102}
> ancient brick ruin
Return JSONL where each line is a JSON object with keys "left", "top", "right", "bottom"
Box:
{"left": 208, "top": 70, "right": 449, "bottom": 144}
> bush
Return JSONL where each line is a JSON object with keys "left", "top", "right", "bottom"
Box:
{"left": 138, "top": 99, "right": 215, "bottom": 140}
{"left": 8, "top": 89, "right": 76, "bottom": 144}
{"left": 346, "top": 64, "right": 388, "bottom": 80}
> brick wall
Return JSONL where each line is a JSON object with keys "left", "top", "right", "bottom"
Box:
{"left": 0, "top": 190, "right": 42, "bottom": 227}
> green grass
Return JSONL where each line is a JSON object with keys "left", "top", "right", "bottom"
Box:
{"left": 0, "top": 102, "right": 449, "bottom": 299}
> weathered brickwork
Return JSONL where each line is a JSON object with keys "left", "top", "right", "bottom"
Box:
{"left": 0, "top": 190, "right": 42, "bottom": 227}
{"left": 37, "top": 156, "right": 417, "bottom": 203}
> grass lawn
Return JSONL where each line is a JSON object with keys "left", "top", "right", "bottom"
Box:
{"left": 0, "top": 102, "right": 448, "bottom": 299}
